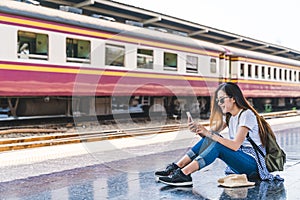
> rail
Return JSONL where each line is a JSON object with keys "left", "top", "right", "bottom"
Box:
{"left": 0, "top": 110, "right": 298, "bottom": 152}
{"left": 0, "top": 124, "right": 183, "bottom": 152}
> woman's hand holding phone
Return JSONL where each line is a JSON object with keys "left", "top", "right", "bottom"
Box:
{"left": 187, "top": 112, "right": 197, "bottom": 133}
{"left": 195, "top": 124, "right": 209, "bottom": 137}
{"left": 186, "top": 112, "right": 209, "bottom": 137}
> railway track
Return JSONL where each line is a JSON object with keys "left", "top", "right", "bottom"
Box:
{"left": 0, "top": 110, "right": 298, "bottom": 152}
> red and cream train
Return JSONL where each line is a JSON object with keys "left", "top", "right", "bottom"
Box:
{"left": 0, "top": 0, "right": 299, "bottom": 118}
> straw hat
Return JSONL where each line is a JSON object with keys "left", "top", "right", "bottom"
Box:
{"left": 218, "top": 174, "right": 255, "bottom": 188}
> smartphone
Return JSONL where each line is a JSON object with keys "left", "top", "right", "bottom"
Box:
{"left": 186, "top": 112, "right": 194, "bottom": 122}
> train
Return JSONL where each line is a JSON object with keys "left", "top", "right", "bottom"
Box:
{"left": 0, "top": 0, "right": 300, "bottom": 119}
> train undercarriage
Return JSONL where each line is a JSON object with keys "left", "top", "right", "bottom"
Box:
{"left": 1, "top": 95, "right": 299, "bottom": 120}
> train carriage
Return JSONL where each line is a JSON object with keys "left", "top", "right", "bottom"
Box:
{"left": 226, "top": 47, "right": 300, "bottom": 111}
{"left": 0, "top": 0, "right": 299, "bottom": 118}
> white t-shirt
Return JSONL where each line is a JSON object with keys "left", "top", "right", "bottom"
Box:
{"left": 228, "top": 109, "right": 261, "bottom": 147}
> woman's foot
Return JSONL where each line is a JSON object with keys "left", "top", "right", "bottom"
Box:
{"left": 155, "top": 163, "right": 179, "bottom": 181}
{"left": 159, "top": 168, "right": 193, "bottom": 186}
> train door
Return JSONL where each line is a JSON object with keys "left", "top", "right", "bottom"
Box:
{"left": 228, "top": 55, "right": 240, "bottom": 82}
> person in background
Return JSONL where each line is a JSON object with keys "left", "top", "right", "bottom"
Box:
{"left": 19, "top": 43, "right": 30, "bottom": 58}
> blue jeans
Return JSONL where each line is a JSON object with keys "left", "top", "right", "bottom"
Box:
{"left": 186, "top": 137, "right": 258, "bottom": 179}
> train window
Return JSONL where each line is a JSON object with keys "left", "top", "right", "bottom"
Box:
{"left": 66, "top": 38, "right": 90, "bottom": 63}
{"left": 261, "top": 66, "right": 265, "bottom": 79}
{"left": 164, "top": 52, "right": 177, "bottom": 71}
{"left": 284, "top": 69, "right": 287, "bottom": 80}
{"left": 240, "top": 63, "right": 244, "bottom": 77}
{"left": 18, "top": 31, "right": 48, "bottom": 60}
{"left": 294, "top": 71, "right": 297, "bottom": 82}
{"left": 137, "top": 49, "right": 153, "bottom": 69}
{"left": 267, "top": 67, "right": 271, "bottom": 79}
{"left": 248, "top": 64, "right": 252, "bottom": 77}
{"left": 255, "top": 65, "right": 259, "bottom": 78}
{"left": 298, "top": 72, "right": 300, "bottom": 82}
{"left": 105, "top": 44, "right": 125, "bottom": 67}
{"left": 274, "top": 68, "right": 277, "bottom": 80}
{"left": 289, "top": 70, "right": 292, "bottom": 81}
{"left": 210, "top": 58, "right": 217, "bottom": 73}
{"left": 279, "top": 68, "right": 282, "bottom": 80}
{"left": 186, "top": 55, "right": 198, "bottom": 73}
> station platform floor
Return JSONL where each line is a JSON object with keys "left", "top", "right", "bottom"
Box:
{"left": 0, "top": 116, "right": 299, "bottom": 199}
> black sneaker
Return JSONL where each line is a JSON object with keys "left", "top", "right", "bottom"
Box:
{"left": 159, "top": 168, "right": 193, "bottom": 186}
{"left": 155, "top": 163, "right": 179, "bottom": 178}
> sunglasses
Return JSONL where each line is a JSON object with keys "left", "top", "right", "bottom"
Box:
{"left": 216, "top": 96, "right": 229, "bottom": 104}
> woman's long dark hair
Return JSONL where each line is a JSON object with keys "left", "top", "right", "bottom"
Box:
{"left": 210, "top": 82, "right": 274, "bottom": 147}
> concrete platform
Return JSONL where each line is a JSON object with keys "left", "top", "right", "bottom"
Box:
{"left": 0, "top": 116, "right": 299, "bottom": 199}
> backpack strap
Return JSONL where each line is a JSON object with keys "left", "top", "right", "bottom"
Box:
{"left": 246, "top": 133, "right": 265, "bottom": 157}
{"left": 237, "top": 109, "right": 245, "bottom": 122}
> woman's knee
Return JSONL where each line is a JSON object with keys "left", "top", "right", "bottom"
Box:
{"left": 191, "top": 138, "right": 205, "bottom": 152}
{"left": 188, "top": 146, "right": 203, "bottom": 160}
{"left": 192, "top": 138, "right": 219, "bottom": 154}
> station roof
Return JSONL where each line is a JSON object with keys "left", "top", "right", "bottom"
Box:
{"left": 36, "top": 0, "right": 300, "bottom": 60}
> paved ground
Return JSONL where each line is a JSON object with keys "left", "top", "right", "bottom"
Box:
{"left": 0, "top": 116, "right": 299, "bottom": 199}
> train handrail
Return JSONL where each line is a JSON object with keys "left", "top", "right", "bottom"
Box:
{"left": 17, "top": 53, "right": 48, "bottom": 60}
